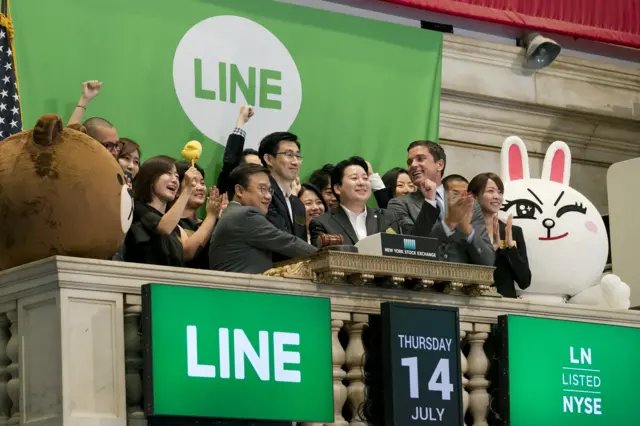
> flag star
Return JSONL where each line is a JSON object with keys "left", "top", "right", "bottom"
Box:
{"left": 11, "top": 106, "right": 18, "bottom": 115}
{"left": 0, "top": 103, "right": 7, "bottom": 111}
{"left": 0, "top": 117, "right": 5, "bottom": 124}
{"left": 10, "top": 120, "right": 17, "bottom": 128}
{"left": 12, "top": 93, "right": 17, "bottom": 101}
{"left": 2, "top": 76, "right": 9, "bottom": 84}
{"left": 7, "top": 48, "right": 12, "bottom": 57}
{"left": 0, "top": 131, "right": 4, "bottom": 137}
{"left": 3, "top": 63, "right": 10, "bottom": 71}
{"left": 1, "top": 90, "right": 8, "bottom": 98}
{"left": 0, "top": 31, "right": 5, "bottom": 39}
{"left": 0, "top": 45, "right": 5, "bottom": 52}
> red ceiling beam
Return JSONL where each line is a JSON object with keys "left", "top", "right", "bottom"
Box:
{"left": 379, "top": 0, "right": 640, "bottom": 49}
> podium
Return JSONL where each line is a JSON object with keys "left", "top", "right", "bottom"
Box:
{"left": 355, "top": 233, "right": 440, "bottom": 261}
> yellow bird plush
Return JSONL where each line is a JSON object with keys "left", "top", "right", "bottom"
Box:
{"left": 181, "top": 140, "right": 202, "bottom": 165}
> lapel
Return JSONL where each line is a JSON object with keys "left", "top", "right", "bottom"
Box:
{"left": 270, "top": 176, "right": 293, "bottom": 226}
{"left": 365, "top": 207, "right": 379, "bottom": 236}
{"left": 498, "top": 219, "right": 506, "bottom": 240}
{"left": 409, "top": 191, "right": 424, "bottom": 221}
{"left": 331, "top": 208, "right": 358, "bottom": 244}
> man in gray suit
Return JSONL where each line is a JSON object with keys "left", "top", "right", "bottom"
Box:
{"left": 209, "top": 164, "right": 316, "bottom": 274}
{"left": 309, "top": 156, "right": 401, "bottom": 246}
{"left": 387, "top": 141, "right": 494, "bottom": 266}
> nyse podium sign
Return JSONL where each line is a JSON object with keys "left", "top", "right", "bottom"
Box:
{"left": 141, "top": 284, "right": 333, "bottom": 423}
{"left": 498, "top": 315, "right": 640, "bottom": 426}
{"left": 381, "top": 303, "right": 463, "bottom": 425}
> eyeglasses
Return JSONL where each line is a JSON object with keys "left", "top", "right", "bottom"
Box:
{"left": 256, "top": 185, "right": 274, "bottom": 196}
{"left": 276, "top": 151, "right": 303, "bottom": 162}
{"left": 103, "top": 141, "right": 124, "bottom": 152}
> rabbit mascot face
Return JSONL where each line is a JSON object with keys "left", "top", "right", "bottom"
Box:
{"left": 500, "top": 136, "right": 630, "bottom": 309}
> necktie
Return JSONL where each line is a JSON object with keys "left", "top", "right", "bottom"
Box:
{"left": 436, "top": 192, "right": 445, "bottom": 220}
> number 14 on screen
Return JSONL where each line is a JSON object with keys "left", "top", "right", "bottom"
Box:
{"left": 401, "top": 357, "right": 453, "bottom": 422}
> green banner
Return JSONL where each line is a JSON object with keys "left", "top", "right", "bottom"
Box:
{"left": 13, "top": 0, "right": 442, "bottom": 183}
{"left": 142, "top": 284, "right": 332, "bottom": 422}
{"left": 501, "top": 315, "right": 640, "bottom": 425}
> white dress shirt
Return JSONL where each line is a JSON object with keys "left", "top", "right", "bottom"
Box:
{"left": 278, "top": 183, "right": 294, "bottom": 222}
{"left": 341, "top": 205, "right": 368, "bottom": 241}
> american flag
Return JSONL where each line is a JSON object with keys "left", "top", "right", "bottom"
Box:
{"left": 0, "top": 14, "right": 20, "bottom": 141}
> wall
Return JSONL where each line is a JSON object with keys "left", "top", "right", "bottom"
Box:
{"left": 283, "top": 0, "right": 640, "bottom": 215}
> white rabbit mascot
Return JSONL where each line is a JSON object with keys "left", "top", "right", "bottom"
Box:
{"left": 500, "top": 136, "right": 630, "bottom": 309}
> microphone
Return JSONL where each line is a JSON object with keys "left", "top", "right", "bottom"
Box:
{"left": 375, "top": 208, "right": 404, "bottom": 235}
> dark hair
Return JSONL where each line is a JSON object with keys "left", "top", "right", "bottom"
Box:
{"left": 407, "top": 140, "right": 446, "bottom": 176}
{"left": 468, "top": 172, "right": 505, "bottom": 197}
{"left": 308, "top": 164, "right": 334, "bottom": 191}
{"left": 83, "top": 117, "right": 115, "bottom": 141}
{"left": 227, "top": 163, "right": 270, "bottom": 200}
{"left": 330, "top": 156, "right": 368, "bottom": 200}
{"left": 381, "top": 167, "right": 411, "bottom": 197}
{"left": 297, "top": 183, "right": 327, "bottom": 212}
{"left": 442, "top": 174, "right": 469, "bottom": 190}
{"left": 258, "top": 132, "right": 300, "bottom": 168}
{"left": 117, "top": 138, "right": 141, "bottom": 160}
{"left": 242, "top": 148, "right": 259, "bottom": 163}
{"left": 175, "top": 161, "right": 205, "bottom": 185}
{"left": 133, "top": 155, "right": 176, "bottom": 203}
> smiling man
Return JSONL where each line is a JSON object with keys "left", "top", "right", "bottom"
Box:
{"left": 387, "top": 141, "right": 494, "bottom": 266}
{"left": 258, "top": 132, "right": 308, "bottom": 261}
{"left": 309, "top": 156, "right": 400, "bottom": 246}
{"left": 209, "top": 164, "right": 316, "bottom": 274}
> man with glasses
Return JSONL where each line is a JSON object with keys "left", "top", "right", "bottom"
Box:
{"left": 83, "top": 117, "right": 122, "bottom": 157}
{"left": 209, "top": 163, "right": 316, "bottom": 274}
{"left": 258, "top": 132, "right": 307, "bottom": 261}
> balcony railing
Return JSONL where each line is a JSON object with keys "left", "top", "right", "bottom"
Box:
{"left": 0, "top": 255, "right": 639, "bottom": 426}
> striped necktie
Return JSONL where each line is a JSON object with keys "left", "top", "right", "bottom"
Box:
{"left": 436, "top": 192, "right": 445, "bottom": 220}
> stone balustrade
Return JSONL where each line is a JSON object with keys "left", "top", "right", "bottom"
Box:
{"left": 1, "top": 256, "right": 640, "bottom": 426}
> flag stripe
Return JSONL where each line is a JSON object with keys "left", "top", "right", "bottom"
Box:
{"left": 0, "top": 11, "right": 21, "bottom": 141}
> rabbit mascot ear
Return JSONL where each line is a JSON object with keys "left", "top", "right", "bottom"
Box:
{"left": 499, "top": 136, "right": 630, "bottom": 309}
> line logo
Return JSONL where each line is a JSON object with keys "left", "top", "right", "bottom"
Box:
{"left": 173, "top": 16, "right": 302, "bottom": 150}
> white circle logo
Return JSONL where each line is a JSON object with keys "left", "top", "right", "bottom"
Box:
{"left": 173, "top": 16, "right": 302, "bottom": 150}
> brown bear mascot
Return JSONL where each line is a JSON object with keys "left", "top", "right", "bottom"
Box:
{"left": 0, "top": 114, "right": 133, "bottom": 270}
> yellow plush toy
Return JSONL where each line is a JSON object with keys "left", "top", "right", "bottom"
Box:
{"left": 0, "top": 114, "right": 133, "bottom": 270}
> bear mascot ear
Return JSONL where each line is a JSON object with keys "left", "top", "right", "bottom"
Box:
{"left": 0, "top": 114, "right": 133, "bottom": 270}
{"left": 66, "top": 123, "right": 87, "bottom": 134}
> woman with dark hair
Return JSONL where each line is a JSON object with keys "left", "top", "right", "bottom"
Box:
{"left": 124, "top": 156, "right": 199, "bottom": 266}
{"left": 116, "top": 138, "right": 141, "bottom": 186}
{"left": 297, "top": 183, "right": 326, "bottom": 243}
{"left": 381, "top": 167, "right": 416, "bottom": 198}
{"left": 468, "top": 172, "right": 531, "bottom": 297}
{"left": 175, "top": 161, "right": 225, "bottom": 269}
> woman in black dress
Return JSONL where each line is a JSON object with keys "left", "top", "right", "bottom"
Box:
{"left": 124, "top": 156, "right": 200, "bottom": 267}
{"left": 468, "top": 172, "right": 531, "bottom": 298}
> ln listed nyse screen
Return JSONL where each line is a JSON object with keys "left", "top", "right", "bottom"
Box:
{"left": 500, "top": 315, "right": 640, "bottom": 426}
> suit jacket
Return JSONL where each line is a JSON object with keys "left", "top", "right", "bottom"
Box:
{"left": 494, "top": 222, "right": 531, "bottom": 298}
{"left": 387, "top": 190, "right": 495, "bottom": 266}
{"left": 309, "top": 207, "right": 401, "bottom": 247}
{"left": 209, "top": 202, "right": 316, "bottom": 274}
{"left": 216, "top": 132, "right": 246, "bottom": 194}
{"left": 266, "top": 176, "right": 308, "bottom": 262}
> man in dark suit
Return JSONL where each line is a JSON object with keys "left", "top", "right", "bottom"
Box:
{"left": 309, "top": 156, "right": 402, "bottom": 246}
{"left": 258, "top": 132, "right": 308, "bottom": 261}
{"left": 215, "top": 106, "right": 261, "bottom": 194}
{"left": 209, "top": 164, "right": 316, "bottom": 274}
{"left": 387, "top": 141, "right": 494, "bottom": 266}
